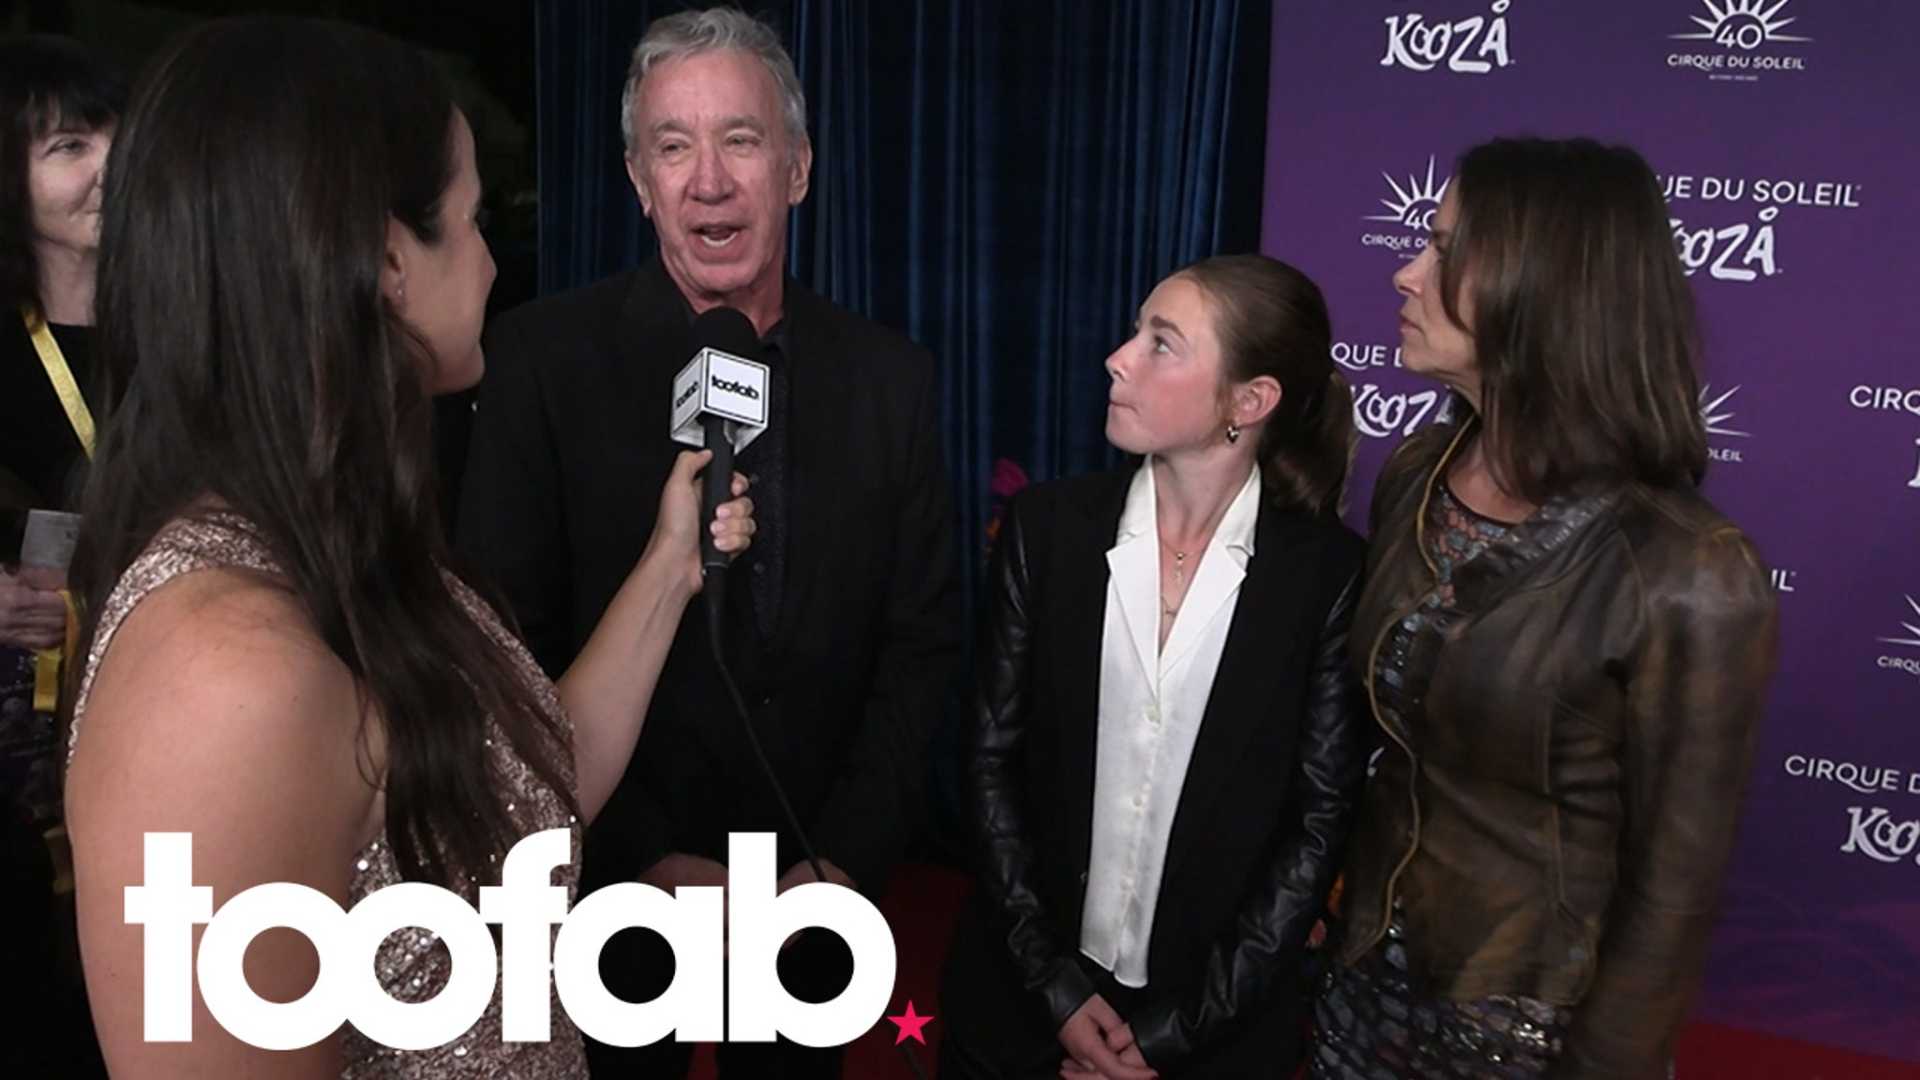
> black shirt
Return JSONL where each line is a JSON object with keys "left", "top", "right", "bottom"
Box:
{"left": 733, "top": 325, "right": 789, "bottom": 642}
{"left": 1, "top": 313, "right": 94, "bottom": 514}
{"left": 663, "top": 289, "right": 791, "bottom": 646}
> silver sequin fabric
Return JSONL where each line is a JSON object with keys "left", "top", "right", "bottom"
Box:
{"left": 68, "top": 513, "right": 588, "bottom": 1077}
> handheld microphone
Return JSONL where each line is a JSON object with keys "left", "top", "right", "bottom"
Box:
{"left": 663, "top": 309, "right": 926, "bottom": 1080}
{"left": 667, "top": 305, "right": 822, "bottom": 886}
{"left": 670, "top": 307, "right": 770, "bottom": 586}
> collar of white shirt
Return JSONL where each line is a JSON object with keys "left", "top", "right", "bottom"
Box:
{"left": 1106, "top": 457, "right": 1262, "bottom": 677}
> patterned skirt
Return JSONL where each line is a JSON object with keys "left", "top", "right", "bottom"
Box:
{"left": 1310, "top": 908, "right": 1570, "bottom": 1080}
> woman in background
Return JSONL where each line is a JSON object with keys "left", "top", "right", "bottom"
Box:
{"left": 0, "top": 36, "right": 121, "bottom": 1079}
{"left": 0, "top": 34, "right": 121, "bottom": 817}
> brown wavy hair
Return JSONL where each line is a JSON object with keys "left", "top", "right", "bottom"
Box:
{"left": 1439, "top": 137, "right": 1707, "bottom": 502}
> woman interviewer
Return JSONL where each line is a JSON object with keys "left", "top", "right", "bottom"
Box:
{"left": 63, "top": 18, "right": 752, "bottom": 1077}
{"left": 943, "top": 254, "right": 1367, "bottom": 1078}
{"left": 1310, "top": 137, "right": 1779, "bottom": 1080}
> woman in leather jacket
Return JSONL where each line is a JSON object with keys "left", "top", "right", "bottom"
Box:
{"left": 941, "top": 255, "right": 1369, "bottom": 1079}
{"left": 1309, "top": 138, "right": 1779, "bottom": 1080}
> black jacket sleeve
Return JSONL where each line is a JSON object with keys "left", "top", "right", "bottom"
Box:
{"left": 1128, "top": 570, "right": 1369, "bottom": 1071}
{"left": 809, "top": 355, "right": 962, "bottom": 892}
{"left": 455, "top": 310, "right": 575, "bottom": 676}
{"left": 456, "top": 311, "right": 671, "bottom": 870}
{"left": 968, "top": 494, "right": 1098, "bottom": 1029}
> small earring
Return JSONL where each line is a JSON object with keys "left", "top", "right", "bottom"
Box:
{"left": 1226, "top": 423, "right": 1241, "bottom": 444}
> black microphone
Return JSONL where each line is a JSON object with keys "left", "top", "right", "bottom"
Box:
{"left": 668, "top": 310, "right": 829, "bottom": 895}
{"left": 700, "top": 402, "right": 734, "bottom": 578}
{"left": 682, "top": 306, "right": 763, "bottom": 586}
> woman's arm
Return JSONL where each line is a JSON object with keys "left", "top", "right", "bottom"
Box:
{"left": 557, "top": 450, "right": 751, "bottom": 823}
{"left": 973, "top": 496, "right": 1157, "bottom": 1080}
{"left": 1554, "top": 528, "right": 1778, "bottom": 1079}
{"left": 1126, "top": 569, "right": 1370, "bottom": 1072}
{"left": 66, "top": 569, "right": 376, "bottom": 1078}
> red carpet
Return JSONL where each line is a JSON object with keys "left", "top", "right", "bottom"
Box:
{"left": 1675, "top": 1024, "right": 1920, "bottom": 1080}
{"left": 687, "top": 864, "right": 1920, "bottom": 1079}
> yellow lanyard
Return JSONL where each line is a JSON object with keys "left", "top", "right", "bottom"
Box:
{"left": 20, "top": 305, "right": 91, "bottom": 712}
{"left": 22, "top": 304, "right": 95, "bottom": 460}
{"left": 31, "top": 592, "right": 78, "bottom": 715}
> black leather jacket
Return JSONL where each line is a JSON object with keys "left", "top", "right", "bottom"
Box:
{"left": 956, "top": 471, "right": 1367, "bottom": 1073}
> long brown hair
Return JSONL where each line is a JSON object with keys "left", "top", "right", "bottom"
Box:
{"left": 69, "top": 17, "right": 576, "bottom": 888}
{"left": 1181, "top": 254, "right": 1355, "bottom": 516}
{"left": 1440, "top": 137, "right": 1707, "bottom": 502}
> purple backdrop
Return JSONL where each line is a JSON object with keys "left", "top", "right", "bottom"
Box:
{"left": 1260, "top": 0, "right": 1920, "bottom": 1062}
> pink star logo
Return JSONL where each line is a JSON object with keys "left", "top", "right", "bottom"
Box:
{"left": 886, "top": 1000, "right": 933, "bottom": 1046}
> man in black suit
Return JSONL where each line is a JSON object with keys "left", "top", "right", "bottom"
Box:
{"left": 455, "top": 8, "right": 958, "bottom": 1077}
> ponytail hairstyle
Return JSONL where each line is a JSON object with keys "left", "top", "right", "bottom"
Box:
{"left": 1180, "top": 254, "right": 1355, "bottom": 517}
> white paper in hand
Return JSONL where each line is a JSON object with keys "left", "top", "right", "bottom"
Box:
{"left": 21, "top": 509, "right": 81, "bottom": 574}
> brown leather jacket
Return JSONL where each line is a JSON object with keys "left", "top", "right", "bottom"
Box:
{"left": 1336, "top": 420, "right": 1779, "bottom": 1079}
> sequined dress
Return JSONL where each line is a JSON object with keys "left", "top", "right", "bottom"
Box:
{"left": 67, "top": 513, "right": 588, "bottom": 1078}
{"left": 1311, "top": 481, "right": 1571, "bottom": 1080}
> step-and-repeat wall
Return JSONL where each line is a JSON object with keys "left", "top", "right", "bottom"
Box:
{"left": 1261, "top": 0, "right": 1919, "bottom": 1061}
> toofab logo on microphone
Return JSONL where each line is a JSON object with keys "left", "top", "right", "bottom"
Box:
{"left": 129, "top": 831, "right": 897, "bottom": 1050}
{"left": 670, "top": 347, "right": 770, "bottom": 453}
{"left": 711, "top": 375, "right": 761, "bottom": 399}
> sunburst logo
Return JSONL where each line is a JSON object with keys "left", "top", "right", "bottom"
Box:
{"left": 1365, "top": 157, "right": 1450, "bottom": 231}
{"left": 1672, "top": 0, "right": 1811, "bottom": 51}
{"left": 1700, "top": 384, "right": 1751, "bottom": 438}
{"left": 1880, "top": 596, "right": 1920, "bottom": 650}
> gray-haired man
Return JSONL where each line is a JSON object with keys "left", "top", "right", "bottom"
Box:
{"left": 457, "top": 9, "right": 959, "bottom": 1077}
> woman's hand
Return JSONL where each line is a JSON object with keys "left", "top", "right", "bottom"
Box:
{"left": 644, "top": 449, "right": 753, "bottom": 594}
{"left": 1056, "top": 995, "right": 1156, "bottom": 1080}
{"left": 0, "top": 567, "right": 67, "bottom": 650}
{"left": 1061, "top": 1043, "right": 1154, "bottom": 1080}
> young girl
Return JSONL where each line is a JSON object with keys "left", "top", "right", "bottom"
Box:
{"left": 943, "top": 254, "right": 1367, "bottom": 1078}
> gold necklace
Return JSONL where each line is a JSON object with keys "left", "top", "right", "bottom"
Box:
{"left": 1159, "top": 538, "right": 1189, "bottom": 620}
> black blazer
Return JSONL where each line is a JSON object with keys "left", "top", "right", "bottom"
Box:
{"left": 454, "top": 260, "right": 960, "bottom": 894}
{"left": 944, "top": 469, "right": 1367, "bottom": 1076}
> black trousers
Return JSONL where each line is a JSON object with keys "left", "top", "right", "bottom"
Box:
{"left": 584, "top": 926, "right": 854, "bottom": 1080}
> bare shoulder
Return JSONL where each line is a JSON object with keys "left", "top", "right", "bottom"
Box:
{"left": 68, "top": 565, "right": 377, "bottom": 875}
{"left": 69, "top": 566, "right": 369, "bottom": 1077}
